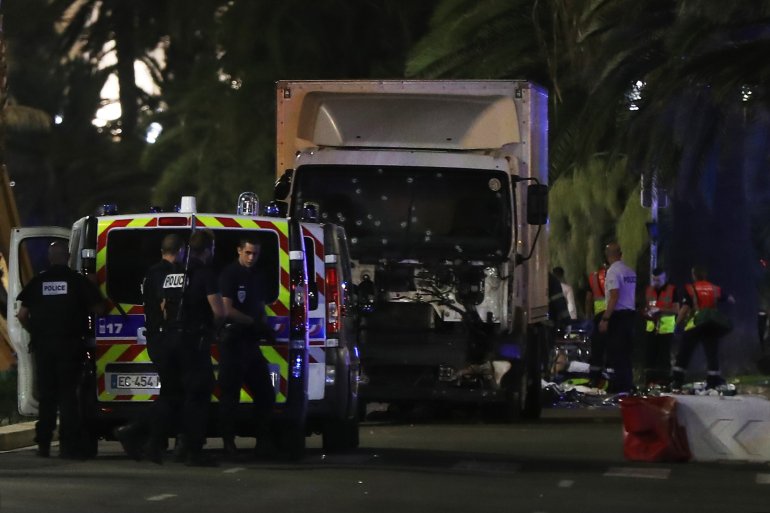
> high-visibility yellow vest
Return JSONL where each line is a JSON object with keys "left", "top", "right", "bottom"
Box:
{"left": 644, "top": 284, "right": 677, "bottom": 334}
{"left": 589, "top": 268, "right": 606, "bottom": 315}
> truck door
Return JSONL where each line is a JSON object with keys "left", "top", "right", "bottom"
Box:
{"left": 6, "top": 226, "right": 72, "bottom": 416}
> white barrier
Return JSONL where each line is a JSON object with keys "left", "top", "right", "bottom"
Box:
{"left": 672, "top": 395, "right": 770, "bottom": 462}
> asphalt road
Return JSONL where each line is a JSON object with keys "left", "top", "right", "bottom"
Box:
{"left": 1, "top": 412, "right": 768, "bottom": 513}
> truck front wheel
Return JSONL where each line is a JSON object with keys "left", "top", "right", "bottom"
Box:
{"left": 500, "top": 328, "right": 543, "bottom": 422}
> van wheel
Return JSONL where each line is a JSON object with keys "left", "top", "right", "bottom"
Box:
{"left": 322, "top": 417, "right": 360, "bottom": 452}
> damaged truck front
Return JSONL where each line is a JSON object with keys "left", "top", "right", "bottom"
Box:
{"left": 274, "top": 80, "right": 550, "bottom": 419}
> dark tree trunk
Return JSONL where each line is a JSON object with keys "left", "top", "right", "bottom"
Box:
{"left": 113, "top": 0, "right": 137, "bottom": 141}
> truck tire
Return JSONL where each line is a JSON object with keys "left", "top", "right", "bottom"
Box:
{"left": 522, "top": 326, "right": 544, "bottom": 419}
{"left": 500, "top": 361, "right": 526, "bottom": 422}
{"left": 499, "top": 328, "right": 543, "bottom": 422}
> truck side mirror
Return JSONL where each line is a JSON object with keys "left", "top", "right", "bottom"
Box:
{"left": 526, "top": 184, "right": 548, "bottom": 225}
{"left": 274, "top": 169, "right": 293, "bottom": 200}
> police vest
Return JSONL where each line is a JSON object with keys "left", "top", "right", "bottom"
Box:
{"left": 683, "top": 281, "right": 721, "bottom": 331}
{"left": 588, "top": 268, "right": 606, "bottom": 314}
{"left": 159, "top": 266, "right": 187, "bottom": 330}
{"left": 644, "top": 284, "right": 676, "bottom": 334}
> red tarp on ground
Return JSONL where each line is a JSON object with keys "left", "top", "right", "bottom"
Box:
{"left": 620, "top": 396, "right": 691, "bottom": 462}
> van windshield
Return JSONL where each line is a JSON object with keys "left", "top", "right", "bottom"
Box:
{"left": 291, "top": 165, "right": 513, "bottom": 263}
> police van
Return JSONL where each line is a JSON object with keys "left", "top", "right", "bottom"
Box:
{"left": 6, "top": 194, "right": 360, "bottom": 455}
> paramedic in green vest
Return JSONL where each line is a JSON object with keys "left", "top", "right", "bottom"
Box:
{"left": 641, "top": 267, "right": 680, "bottom": 388}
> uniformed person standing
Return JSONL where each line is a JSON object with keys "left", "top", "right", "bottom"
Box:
{"left": 16, "top": 241, "right": 104, "bottom": 458}
{"left": 115, "top": 234, "right": 184, "bottom": 460}
{"left": 586, "top": 263, "right": 609, "bottom": 389}
{"left": 218, "top": 236, "right": 277, "bottom": 459}
{"left": 596, "top": 242, "right": 637, "bottom": 393}
{"left": 671, "top": 265, "right": 733, "bottom": 391}
{"left": 642, "top": 267, "right": 680, "bottom": 388}
{"left": 153, "top": 229, "right": 223, "bottom": 466}
{"left": 116, "top": 231, "right": 223, "bottom": 466}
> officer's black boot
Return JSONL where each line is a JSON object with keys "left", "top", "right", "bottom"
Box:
{"left": 36, "top": 441, "right": 50, "bottom": 458}
{"left": 113, "top": 423, "right": 145, "bottom": 461}
{"left": 253, "top": 421, "right": 279, "bottom": 460}
{"left": 706, "top": 373, "right": 725, "bottom": 390}
{"left": 670, "top": 368, "right": 685, "bottom": 393}
{"left": 143, "top": 437, "right": 165, "bottom": 465}
{"left": 172, "top": 434, "right": 188, "bottom": 463}
{"left": 222, "top": 437, "right": 239, "bottom": 461}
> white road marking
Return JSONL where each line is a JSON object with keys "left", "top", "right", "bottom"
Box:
{"left": 558, "top": 479, "right": 574, "bottom": 488}
{"left": 756, "top": 473, "right": 770, "bottom": 484}
{"left": 223, "top": 467, "right": 246, "bottom": 474}
{"left": 604, "top": 467, "right": 671, "bottom": 479}
{"left": 146, "top": 494, "right": 177, "bottom": 502}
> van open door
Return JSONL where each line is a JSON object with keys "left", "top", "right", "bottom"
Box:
{"left": 7, "top": 226, "right": 71, "bottom": 416}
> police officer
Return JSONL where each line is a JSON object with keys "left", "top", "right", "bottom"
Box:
{"left": 642, "top": 267, "right": 680, "bottom": 388}
{"left": 218, "top": 236, "right": 277, "bottom": 460}
{"left": 116, "top": 231, "right": 223, "bottom": 466}
{"left": 596, "top": 242, "right": 637, "bottom": 393}
{"left": 115, "top": 234, "right": 184, "bottom": 460}
{"left": 16, "top": 241, "right": 104, "bottom": 458}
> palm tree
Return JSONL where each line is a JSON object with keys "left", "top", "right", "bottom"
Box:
{"left": 55, "top": 0, "right": 173, "bottom": 142}
{"left": 144, "top": 0, "right": 436, "bottom": 211}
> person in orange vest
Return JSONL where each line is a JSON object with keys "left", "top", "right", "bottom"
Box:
{"left": 586, "top": 262, "right": 609, "bottom": 388}
{"left": 641, "top": 267, "right": 680, "bottom": 388}
{"left": 671, "top": 265, "right": 734, "bottom": 391}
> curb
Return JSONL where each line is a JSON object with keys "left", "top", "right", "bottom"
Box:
{"left": 0, "top": 421, "right": 36, "bottom": 452}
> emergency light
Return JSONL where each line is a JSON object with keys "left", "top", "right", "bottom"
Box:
{"left": 237, "top": 192, "right": 259, "bottom": 216}
{"left": 179, "top": 196, "right": 197, "bottom": 214}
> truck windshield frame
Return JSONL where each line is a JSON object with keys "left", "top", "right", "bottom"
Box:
{"left": 291, "top": 165, "right": 514, "bottom": 263}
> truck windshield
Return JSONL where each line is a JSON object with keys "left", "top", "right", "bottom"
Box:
{"left": 291, "top": 165, "right": 513, "bottom": 262}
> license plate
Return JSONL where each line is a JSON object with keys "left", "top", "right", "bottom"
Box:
{"left": 110, "top": 374, "right": 160, "bottom": 390}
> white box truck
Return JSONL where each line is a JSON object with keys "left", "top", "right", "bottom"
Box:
{"left": 274, "top": 80, "right": 550, "bottom": 419}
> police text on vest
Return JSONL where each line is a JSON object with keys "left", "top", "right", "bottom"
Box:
{"left": 42, "top": 281, "right": 68, "bottom": 295}
{"left": 163, "top": 273, "right": 185, "bottom": 289}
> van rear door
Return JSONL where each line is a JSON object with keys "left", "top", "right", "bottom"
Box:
{"left": 7, "top": 226, "right": 71, "bottom": 415}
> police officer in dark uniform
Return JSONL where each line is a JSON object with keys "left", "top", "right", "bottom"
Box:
{"left": 116, "top": 231, "right": 223, "bottom": 466}
{"left": 218, "top": 236, "right": 277, "bottom": 459}
{"left": 16, "top": 241, "right": 104, "bottom": 458}
{"left": 115, "top": 234, "right": 184, "bottom": 460}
